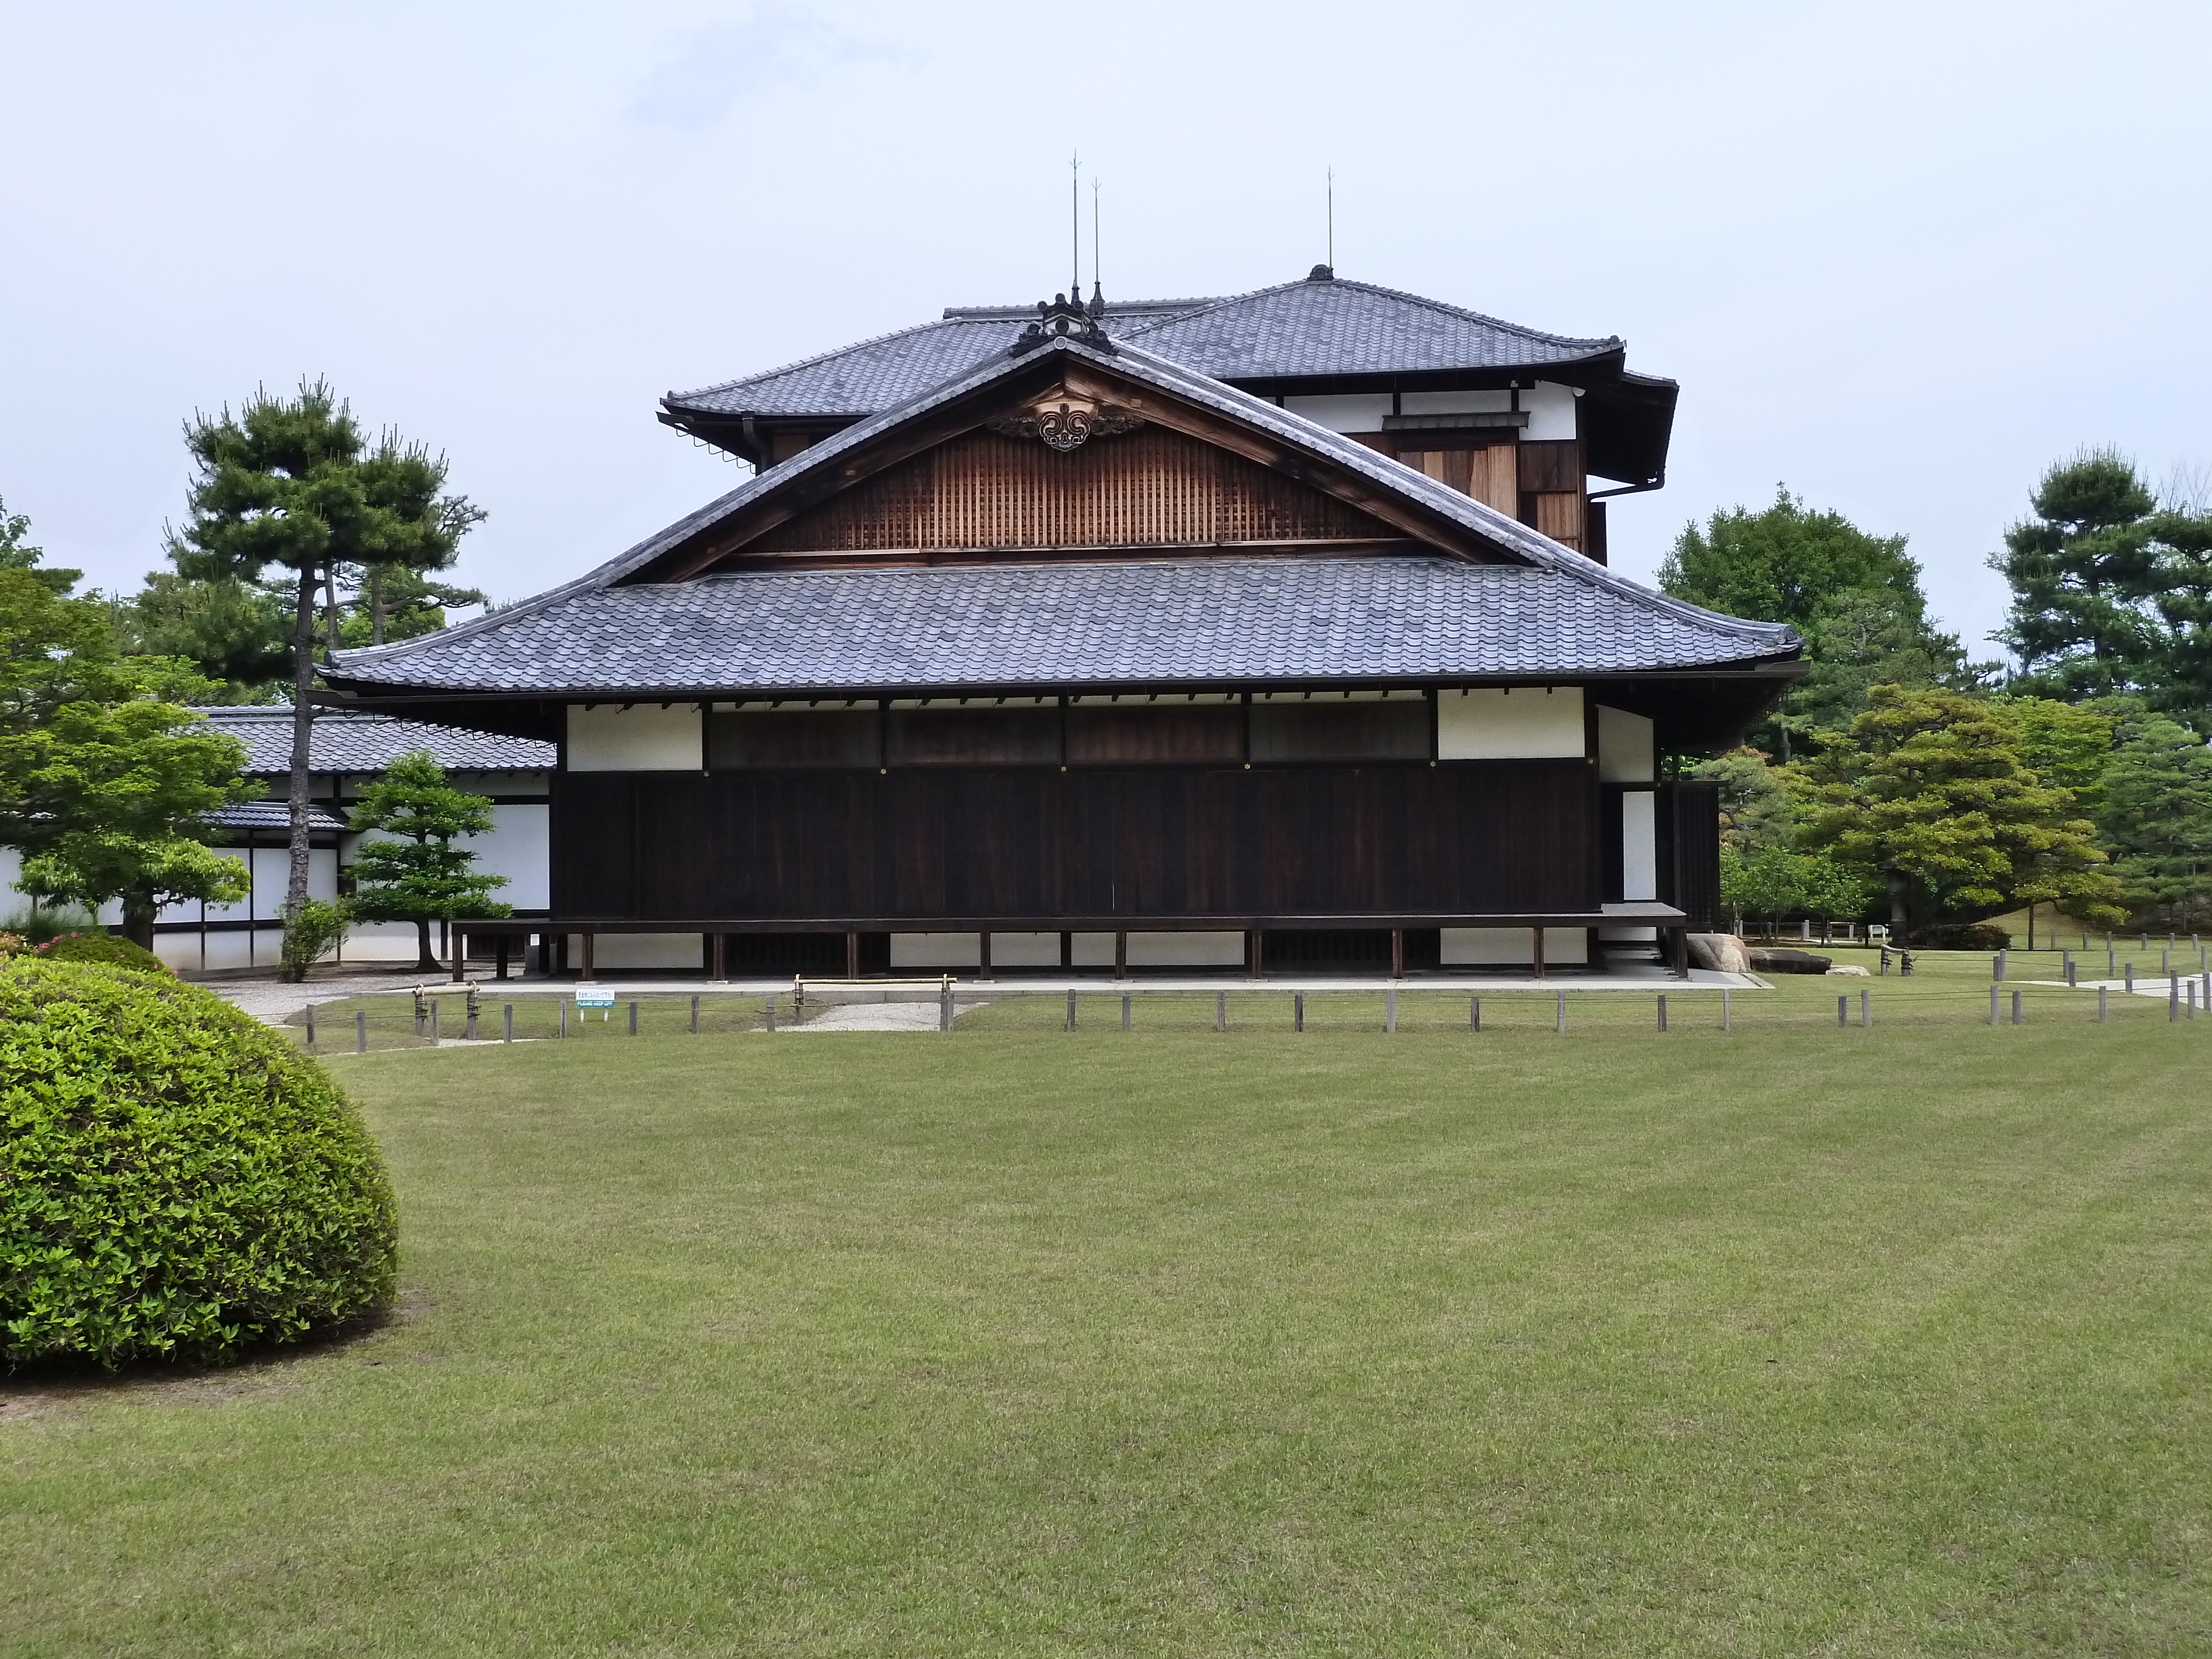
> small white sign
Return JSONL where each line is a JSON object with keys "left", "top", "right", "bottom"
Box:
{"left": 575, "top": 988, "right": 615, "bottom": 1008}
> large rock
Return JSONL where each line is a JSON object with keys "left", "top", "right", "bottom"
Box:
{"left": 1685, "top": 932, "right": 1752, "bottom": 974}
{"left": 1749, "top": 947, "right": 1834, "bottom": 974}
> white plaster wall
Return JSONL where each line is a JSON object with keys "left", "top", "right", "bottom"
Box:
{"left": 1399, "top": 390, "right": 1513, "bottom": 415}
{"left": 987, "top": 932, "right": 1061, "bottom": 967}
{"left": 1597, "top": 706, "right": 1657, "bottom": 782}
{"left": 0, "top": 846, "right": 22, "bottom": 916}
{"left": 1440, "top": 927, "right": 1589, "bottom": 966}
{"left": 454, "top": 804, "right": 550, "bottom": 910}
{"left": 1437, "top": 687, "right": 1585, "bottom": 759}
{"left": 1071, "top": 932, "right": 1117, "bottom": 968}
{"left": 566, "top": 703, "right": 702, "bottom": 772}
{"left": 1126, "top": 931, "right": 1244, "bottom": 967}
{"left": 1621, "top": 791, "right": 1659, "bottom": 902}
{"left": 1522, "top": 382, "right": 1579, "bottom": 440}
{"left": 1281, "top": 394, "right": 1394, "bottom": 433}
{"left": 891, "top": 932, "right": 983, "bottom": 968}
{"left": 589, "top": 932, "right": 705, "bottom": 971}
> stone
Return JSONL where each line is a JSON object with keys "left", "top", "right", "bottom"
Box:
{"left": 1825, "top": 963, "right": 1871, "bottom": 976}
{"left": 1749, "top": 948, "right": 1834, "bottom": 974}
{"left": 1685, "top": 932, "right": 1752, "bottom": 974}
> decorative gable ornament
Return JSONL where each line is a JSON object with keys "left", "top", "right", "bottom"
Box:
{"left": 987, "top": 393, "right": 1144, "bottom": 453}
{"left": 1008, "top": 292, "right": 1112, "bottom": 356}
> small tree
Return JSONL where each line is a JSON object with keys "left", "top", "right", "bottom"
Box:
{"left": 0, "top": 493, "right": 81, "bottom": 595}
{"left": 167, "top": 380, "right": 484, "bottom": 933}
{"left": 1798, "top": 686, "right": 2125, "bottom": 940}
{"left": 9, "top": 699, "right": 254, "bottom": 948}
{"left": 346, "top": 751, "right": 511, "bottom": 971}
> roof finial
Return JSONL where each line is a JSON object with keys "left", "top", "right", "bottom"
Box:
{"left": 1325, "top": 165, "right": 1334, "bottom": 276}
{"left": 1071, "top": 152, "right": 1081, "bottom": 302}
{"left": 1089, "top": 177, "right": 1105, "bottom": 316}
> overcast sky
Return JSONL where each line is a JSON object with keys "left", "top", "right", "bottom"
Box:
{"left": 4, "top": 1, "right": 2208, "bottom": 657}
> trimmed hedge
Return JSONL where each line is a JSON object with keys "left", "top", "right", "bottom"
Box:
{"left": 1, "top": 959, "right": 397, "bottom": 1368}
{"left": 33, "top": 932, "right": 169, "bottom": 973}
{"left": 1915, "top": 922, "right": 2012, "bottom": 951}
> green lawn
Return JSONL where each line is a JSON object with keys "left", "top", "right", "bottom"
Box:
{"left": 6, "top": 1017, "right": 2211, "bottom": 1654}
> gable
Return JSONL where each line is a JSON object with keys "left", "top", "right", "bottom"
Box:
{"left": 724, "top": 423, "right": 1406, "bottom": 566}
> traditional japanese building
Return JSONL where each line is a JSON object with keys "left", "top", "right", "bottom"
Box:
{"left": 324, "top": 271, "right": 1801, "bottom": 977}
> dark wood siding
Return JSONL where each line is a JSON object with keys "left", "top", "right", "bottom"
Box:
{"left": 707, "top": 709, "right": 878, "bottom": 768}
{"left": 1067, "top": 703, "right": 1243, "bottom": 764}
{"left": 551, "top": 762, "right": 1593, "bottom": 922}
{"left": 1250, "top": 700, "right": 1430, "bottom": 762}
{"left": 747, "top": 425, "right": 1394, "bottom": 555}
{"left": 1666, "top": 781, "right": 1721, "bottom": 930}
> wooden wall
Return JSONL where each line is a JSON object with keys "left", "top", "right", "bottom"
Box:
{"left": 747, "top": 426, "right": 1392, "bottom": 556}
{"left": 550, "top": 762, "right": 1595, "bottom": 924}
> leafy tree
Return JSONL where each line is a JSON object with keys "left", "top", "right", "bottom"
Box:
{"left": 0, "top": 494, "right": 80, "bottom": 596}
{"left": 345, "top": 751, "right": 511, "bottom": 971}
{"left": 1689, "top": 747, "right": 1795, "bottom": 855}
{"left": 1786, "top": 588, "right": 1980, "bottom": 740}
{"left": 113, "top": 571, "right": 293, "bottom": 700}
{"left": 1990, "top": 450, "right": 2161, "bottom": 699}
{"left": 1662, "top": 489, "right": 1970, "bottom": 754}
{"left": 2000, "top": 696, "right": 2122, "bottom": 812}
{"left": 2096, "top": 709, "right": 2212, "bottom": 929}
{"left": 2143, "top": 504, "right": 2212, "bottom": 728}
{"left": 166, "top": 379, "right": 485, "bottom": 938}
{"left": 4, "top": 691, "right": 254, "bottom": 950}
{"left": 1798, "top": 686, "right": 2125, "bottom": 940}
{"left": 1718, "top": 843, "right": 1872, "bottom": 935}
{"left": 1661, "top": 487, "right": 1927, "bottom": 627}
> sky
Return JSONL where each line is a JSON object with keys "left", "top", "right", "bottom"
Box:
{"left": 3, "top": 1, "right": 2209, "bottom": 659}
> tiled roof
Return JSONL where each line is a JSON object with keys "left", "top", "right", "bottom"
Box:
{"left": 320, "top": 557, "right": 1796, "bottom": 696}
{"left": 194, "top": 707, "right": 555, "bottom": 775}
{"left": 204, "top": 800, "right": 349, "bottom": 832}
{"left": 335, "top": 334, "right": 1792, "bottom": 698}
{"left": 669, "top": 304, "right": 1201, "bottom": 418}
{"left": 1121, "top": 278, "right": 1619, "bottom": 378}
{"left": 665, "top": 277, "right": 1619, "bottom": 420}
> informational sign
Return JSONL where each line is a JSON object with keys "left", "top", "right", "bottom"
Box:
{"left": 575, "top": 988, "right": 615, "bottom": 1008}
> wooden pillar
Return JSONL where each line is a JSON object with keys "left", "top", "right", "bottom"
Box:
{"left": 582, "top": 931, "right": 596, "bottom": 980}
{"left": 1246, "top": 930, "right": 1264, "bottom": 979}
{"left": 536, "top": 931, "right": 551, "bottom": 975}
{"left": 495, "top": 935, "right": 510, "bottom": 981}
{"left": 1114, "top": 931, "right": 1128, "bottom": 980}
{"left": 1532, "top": 926, "right": 1546, "bottom": 981}
{"left": 1672, "top": 927, "right": 1690, "bottom": 979}
{"left": 1390, "top": 928, "right": 1405, "bottom": 980}
{"left": 451, "top": 925, "right": 466, "bottom": 982}
{"left": 710, "top": 931, "right": 727, "bottom": 982}
{"left": 845, "top": 931, "right": 860, "bottom": 979}
{"left": 978, "top": 931, "right": 993, "bottom": 981}
{"left": 1059, "top": 930, "right": 1073, "bottom": 971}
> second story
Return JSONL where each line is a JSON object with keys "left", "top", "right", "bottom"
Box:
{"left": 658, "top": 269, "right": 1676, "bottom": 565}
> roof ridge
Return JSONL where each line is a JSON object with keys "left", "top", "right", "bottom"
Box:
{"left": 1119, "top": 276, "right": 1622, "bottom": 354}
{"left": 665, "top": 314, "right": 1010, "bottom": 407}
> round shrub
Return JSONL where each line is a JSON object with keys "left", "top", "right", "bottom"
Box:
{"left": 33, "top": 932, "right": 169, "bottom": 973}
{"left": 1, "top": 958, "right": 397, "bottom": 1369}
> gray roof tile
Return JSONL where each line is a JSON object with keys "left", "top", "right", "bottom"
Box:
{"left": 195, "top": 707, "right": 555, "bottom": 775}
{"left": 665, "top": 278, "right": 1619, "bottom": 420}
{"left": 335, "top": 335, "right": 1792, "bottom": 698}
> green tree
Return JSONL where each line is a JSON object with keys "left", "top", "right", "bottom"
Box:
{"left": 2095, "top": 709, "right": 2212, "bottom": 929}
{"left": 1990, "top": 450, "right": 2161, "bottom": 698}
{"left": 1798, "top": 686, "right": 2125, "bottom": 941}
{"left": 0, "top": 494, "right": 81, "bottom": 596}
{"left": 2142, "top": 504, "right": 2212, "bottom": 728}
{"left": 345, "top": 751, "right": 511, "bottom": 972}
{"left": 1689, "top": 747, "right": 1796, "bottom": 855}
{"left": 113, "top": 571, "right": 293, "bottom": 700}
{"left": 1662, "top": 489, "right": 1971, "bottom": 754}
{"left": 166, "top": 380, "right": 484, "bottom": 939}
{"left": 340, "top": 566, "right": 487, "bottom": 648}
{"left": 1661, "top": 487, "right": 1927, "bottom": 627}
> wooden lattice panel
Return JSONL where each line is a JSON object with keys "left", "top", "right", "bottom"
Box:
{"left": 747, "top": 427, "right": 1394, "bottom": 556}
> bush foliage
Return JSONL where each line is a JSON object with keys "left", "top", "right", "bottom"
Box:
{"left": 31, "top": 931, "right": 169, "bottom": 973}
{"left": 1, "top": 958, "right": 397, "bottom": 1368}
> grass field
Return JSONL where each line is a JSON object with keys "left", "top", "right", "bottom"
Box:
{"left": 6, "top": 1001, "right": 2212, "bottom": 1653}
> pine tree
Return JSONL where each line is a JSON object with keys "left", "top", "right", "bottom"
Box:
{"left": 2096, "top": 711, "right": 2212, "bottom": 929}
{"left": 1990, "top": 450, "right": 2159, "bottom": 698}
{"left": 345, "top": 752, "right": 512, "bottom": 971}
{"left": 1798, "top": 687, "right": 2125, "bottom": 940}
{"left": 0, "top": 494, "right": 81, "bottom": 596}
{"left": 167, "top": 380, "right": 484, "bottom": 943}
